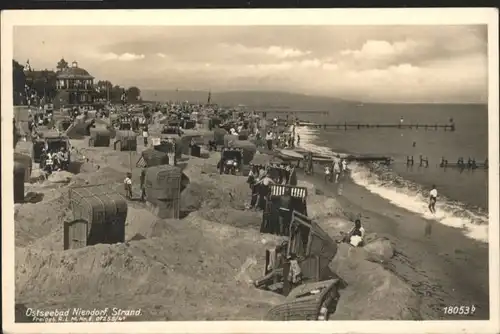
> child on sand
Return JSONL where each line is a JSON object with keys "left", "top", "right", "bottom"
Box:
{"left": 324, "top": 165, "right": 331, "bottom": 183}
{"left": 341, "top": 219, "right": 365, "bottom": 247}
{"left": 124, "top": 172, "right": 133, "bottom": 199}
{"left": 429, "top": 185, "right": 437, "bottom": 214}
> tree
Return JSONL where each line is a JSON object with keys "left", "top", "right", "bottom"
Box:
{"left": 56, "top": 58, "right": 68, "bottom": 71}
{"left": 126, "top": 86, "right": 141, "bottom": 103}
{"left": 29, "top": 70, "right": 57, "bottom": 102}
{"left": 12, "top": 60, "right": 26, "bottom": 105}
{"left": 95, "top": 80, "right": 113, "bottom": 100}
{"left": 110, "top": 85, "right": 124, "bottom": 102}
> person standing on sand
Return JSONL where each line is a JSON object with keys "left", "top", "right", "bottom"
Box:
{"left": 265, "top": 131, "right": 273, "bottom": 150}
{"left": 247, "top": 167, "right": 259, "bottom": 209}
{"left": 429, "top": 185, "right": 437, "bottom": 214}
{"left": 124, "top": 172, "right": 133, "bottom": 200}
{"left": 255, "top": 172, "right": 275, "bottom": 210}
{"left": 142, "top": 124, "right": 149, "bottom": 146}
{"left": 140, "top": 169, "right": 146, "bottom": 202}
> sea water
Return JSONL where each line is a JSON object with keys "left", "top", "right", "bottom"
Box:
{"left": 287, "top": 103, "right": 489, "bottom": 243}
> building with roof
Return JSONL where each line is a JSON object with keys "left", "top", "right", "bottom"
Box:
{"left": 53, "top": 59, "right": 95, "bottom": 109}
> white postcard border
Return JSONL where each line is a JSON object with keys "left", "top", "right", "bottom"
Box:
{"left": 1, "top": 8, "right": 499, "bottom": 334}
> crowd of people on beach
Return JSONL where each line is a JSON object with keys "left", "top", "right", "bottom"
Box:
{"left": 22, "top": 98, "right": 446, "bottom": 248}
{"left": 15, "top": 90, "right": 454, "bottom": 252}
{"left": 39, "top": 146, "right": 70, "bottom": 174}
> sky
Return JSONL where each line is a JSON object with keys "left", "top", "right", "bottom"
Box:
{"left": 13, "top": 25, "right": 488, "bottom": 103}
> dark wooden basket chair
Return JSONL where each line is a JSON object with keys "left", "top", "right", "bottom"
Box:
{"left": 219, "top": 147, "right": 244, "bottom": 175}
{"left": 260, "top": 184, "right": 308, "bottom": 236}
{"left": 255, "top": 211, "right": 338, "bottom": 295}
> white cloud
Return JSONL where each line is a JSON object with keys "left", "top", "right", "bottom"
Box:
{"left": 239, "top": 58, "right": 337, "bottom": 73}
{"left": 102, "top": 52, "right": 145, "bottom": 61}
{"left": 156, "top": 53, "right": 166, "bottom": 58}
{"left": 340, "top": 39, "right": 418, "bottom": 60}
{"left": 219, "top": 43, "right": 311, "bottom": 59}
{"left": 266, "top": 46, "right": 311, "bottom": 58}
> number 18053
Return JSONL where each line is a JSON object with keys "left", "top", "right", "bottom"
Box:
{"left": 443, "top": 305, "right": 476, "bottom": 315}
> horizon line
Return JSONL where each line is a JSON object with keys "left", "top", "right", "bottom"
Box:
{"left": 141, "top": 89, "right": 487, "bottom": 105}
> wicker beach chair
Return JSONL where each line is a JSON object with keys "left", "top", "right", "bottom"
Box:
{"left": 65, "top": 183, "right": 128, "bottom": 250}
{"left": 264, "top": 278, "right": 341, "bottom": 321}
{"left": 89, "top": 128, "right": 111, "bottom": 147}
{"left": 114, "top": 130, "right": 137, "bottom": 151}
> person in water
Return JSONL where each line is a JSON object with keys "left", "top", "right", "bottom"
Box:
{"left": 429, "top": 185, "right": 437, "bottom": 214}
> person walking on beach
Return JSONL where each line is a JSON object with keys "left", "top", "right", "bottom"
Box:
{"left": 124, "top": 172, "right": 133, "bottom": 200}
{"left": 341, "top": 158, "right": 348, "bottom": 176}
{"left": 333, "top": 159, "right": 341, "bottom": 183}
{"left": 428, "top": 185, "right": 437, "bottom": 214}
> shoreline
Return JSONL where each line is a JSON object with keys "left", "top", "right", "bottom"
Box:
{"left": 299, "top": 169, "right": 489, "bottom": 320}
{"left": 294, "top": 126, "right": 489, "bottom": 243}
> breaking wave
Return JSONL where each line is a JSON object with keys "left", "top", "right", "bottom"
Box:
{"left": 295, "top": 126, "right": 489, "bottom": 244}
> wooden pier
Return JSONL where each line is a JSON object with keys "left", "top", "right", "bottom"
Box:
{"left": 307, "top": 123, "right": 456, "bottom": 131}
{"left": 255, "top": 109, "right": 456, "bottom": 131}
